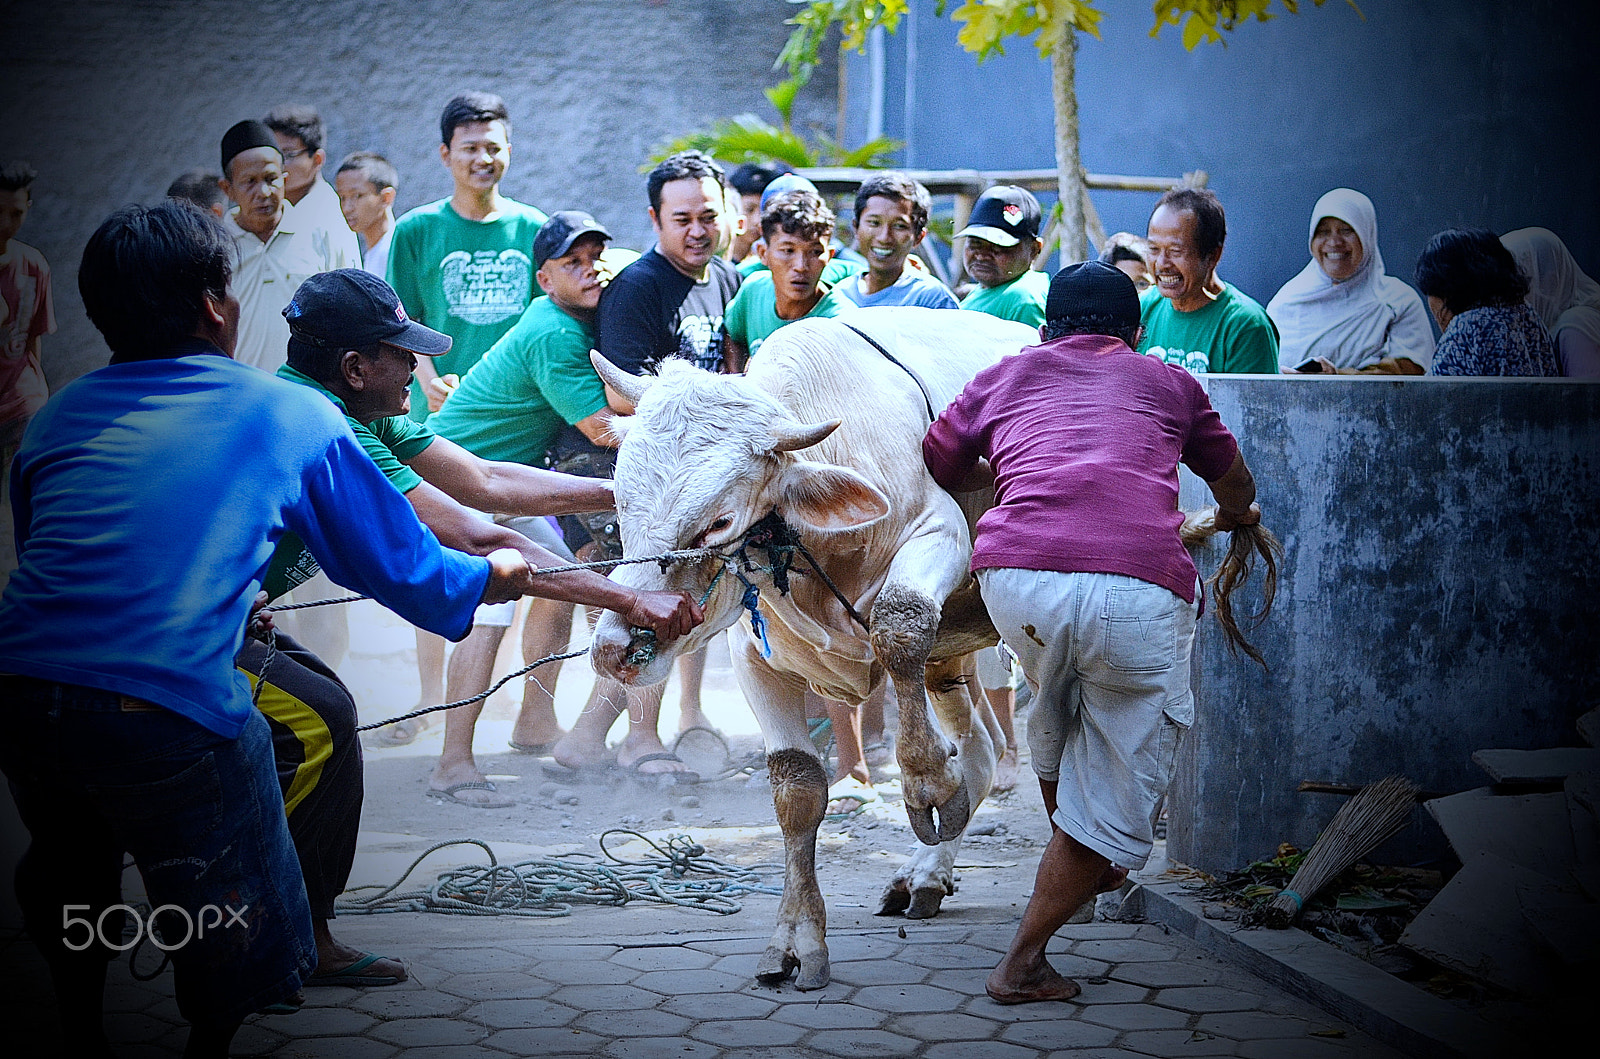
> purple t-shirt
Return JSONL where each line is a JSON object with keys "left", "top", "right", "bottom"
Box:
{"left": 922, "top": 333, "right": 1238, "bottom": 603}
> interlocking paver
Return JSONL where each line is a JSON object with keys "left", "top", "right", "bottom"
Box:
{"left": 809, "top": 1027, "right": 923, "bottom": 1056}
{"left": 1077, "top": 1002, "right": 1191, "bottom": 1030}
{"left": 548, "top": 982, "right": 661, "bottom": 1010}
{"left": 273, "top": 1006, "right": 379, "bottom": 1036}
{"left": 602, "top": 1036, "right": 722, "bottom": 1058}
{"left": 610, "top": 945, "right": 719, "bottom": 971}
{"left": 437, "top": 970, "right": 558, "bottom": 999}
{"left": 414, "top": 947, "right": 530, "bottom": 974}
{"left": 829, "top": 957, "right": 931, "bottom": 985}
{"left": 1072, "top": 938, "right": 1183, "bottom": 963}
{"left": 686, "top": 936, "right": 769, "bottom": 955}
{"left": 1111, "top": 957, "right": 1231, "bottom": 988}
{"left": 1042, "top": 1049, "right": 1163, "bottom": 1058}
{"left": 689, "top": 1016, "right": 807, "bottom": 1046}
{"left": 103, "top": 1012, "right": 175, "bottom": 1043}
{"left": 853, "top": 982, "right": 968, "bottom": 1013}
{"left": 1196, "top": 1010, "right": 1317, "bottom": 1040}
{"left": 1153, "top": 985, "right": 1265, "bottom": 1013}
{"left": 997, "top": 1018, "right": 1118, "bottom": 1049}
{"left": 387, "top": 1047, "right": 503, "bottom": 1058}
{"left": 1056, "top": 923, "right": 1142, "bottom": 941}
{"left": 482, "top": 1026, "right": 606, "bottom": 1054}
{"left": 923, "top": 967, "right": 992, "bottom": 994}
{"left": 274, "top": 1035, "right": 398, "bottom": 1057}
{"left": 630, "top": 967, "right": 749, "bottom": 994}
{"left": 351, "top": 987, "right": 472, "bottom": 1019}
{"left": 1122, "top": 1028, "right": 1239, "bottom": 1055}
{"left": 1235, "top": 1037, "right": 1379, "bottom": 1059}
{"left": 923, "top": 1042, "right": 1039, "bottom": 1059}
{"left": 768, "top": 999, "right": 886, "bottom": 1029}
{"left": 660, "top": 990, "right": 778, "bottom": 1020}
{"left": 824, "top": 934, "right": 907, "bottom": 961}
{"left": 537, "top": 958, "right": 641, "bottom": 985}
{"left": 1068, "top": 977, "right": 1151, "bottom": 1004}
{"left": 574, "top": 1007, "right": 694, "bottom": 1037}
{"left": 368, "top": 1016, "right": 491, "bottom": 1047}
{"left": 889, "top": 1011, "right": 1001, "bottom": 1039}
{"left": 229, "top": 1023, "right": 290, "bottom": 1056}
{"left": 468, "top": 997, "right": 590, "bottom": 1029}
{"left": 899, "top": 941, "right": 1003, "bottom": 969}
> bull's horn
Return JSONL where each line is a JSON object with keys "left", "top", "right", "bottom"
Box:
{"left": 769, "top": 417, "right": 841, "bottom": 452}
{"left": 590, "top": 350, "right": 654, "bottom": 405}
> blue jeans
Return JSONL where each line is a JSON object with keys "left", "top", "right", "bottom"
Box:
{"left": 0, "top": 676, "right": 316, "bottom": 1025}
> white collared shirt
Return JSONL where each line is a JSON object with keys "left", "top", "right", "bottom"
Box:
{"left": 283, "top": 177, "right": 359, "bottom": 273}
{"left": 226, "top": 211, "right": 336, "bottom": 372}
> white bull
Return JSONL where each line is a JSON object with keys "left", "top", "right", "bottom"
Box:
{"left": 590, "top": 307, "right": 1042, "bottom": 991}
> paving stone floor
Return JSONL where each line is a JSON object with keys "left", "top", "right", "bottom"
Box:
{"left": 6, "top": 913, "right": 1412, "bottom": 1057}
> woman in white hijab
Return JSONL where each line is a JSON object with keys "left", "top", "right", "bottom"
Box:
{"left": 1500, "top": 227, "right": 1600, "bottom": 378}
{"left": 1268, "top": 188, "right": 1435, "bottom": 374}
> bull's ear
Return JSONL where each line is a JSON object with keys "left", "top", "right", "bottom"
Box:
{"left": 776, "top": 460, "right": 891, "bottom": 533}
{"left": 590, "top": 350, "right": 653, "bottom": 405}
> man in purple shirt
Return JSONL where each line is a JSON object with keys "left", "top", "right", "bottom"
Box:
{"left": 922, "top": 261, "right": 1261, "bottom": 1006}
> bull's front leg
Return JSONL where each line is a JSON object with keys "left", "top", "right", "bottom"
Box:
{"left": 728, "top": 629, "right": 832, "bottom": 991}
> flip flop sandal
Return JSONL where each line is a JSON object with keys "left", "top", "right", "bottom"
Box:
{"left": 826, "top": 776, "right": 879, "bottom": 818}
{"left": 308, "top": 952, "right": 407, "bottom": 987}
{"left": 672, "top": 725, "right": 731, "bottom": 777}
{"left": 623, "top": 751, "right": 700, "bottom": 786}
{"left": 256, "top": 990, "right": 304, "bottom": 1015}
{"left": 425, "top": 780, "right": 516, "bottom": 808}
{"left": 541, "top": 760, "right": 614, "bottom": 783}
{"left": 507, "top": 739, "right": 557, "bottom": 755}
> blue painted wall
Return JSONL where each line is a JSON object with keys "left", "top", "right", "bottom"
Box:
{"left": 842, "top": 0, "right": 1597, "bottom": 310}
{"left": 1169, "top": 377, "right": 1600, "bottom": 874}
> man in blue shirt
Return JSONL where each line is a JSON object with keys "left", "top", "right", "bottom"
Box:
{"left": 0, "top": 201, "right": 538, "bottom": 1056}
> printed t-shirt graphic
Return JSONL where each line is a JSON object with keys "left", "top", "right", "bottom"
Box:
{"left": 1137, "top": 283, "right": 1280, "bottom": 375}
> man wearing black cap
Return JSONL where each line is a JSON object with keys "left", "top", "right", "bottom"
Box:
{"left": 218, "top": 119, "right": 341, "bottom": 372}
{"left": 957, "top": 184, "right": 1050, "bottom": 327}
{"left": 923, "top": 261, "right": 1261, "bottom": 1005}
{"left": 270, "top": 265, "right": 703, "bottom": 807}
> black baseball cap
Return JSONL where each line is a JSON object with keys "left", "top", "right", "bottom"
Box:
{"left": 956, "top": 185, "right": 1042, "bottom": 248}
{"left": 1045, "top": 260, "right": 1141, "bottom": 330}
{"left": 283, "top": 269, "right": 452, "bottom": 356}
{"left": 534, "top": 211, "right": 611, "bottom": 268}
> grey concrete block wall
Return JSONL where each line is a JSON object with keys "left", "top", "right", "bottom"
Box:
{"left": 1170, "top": 377, "right": 1600, "bottom": 876}
{"left": 1, "top": 0, "right": 838, "bottom": 390}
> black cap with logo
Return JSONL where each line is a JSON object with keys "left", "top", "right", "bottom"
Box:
{"left": 533, "top": 211, "right": 612, "bottom": 268}
{"left": 955, "top": 185, "right": 1042, "bottom": 248}
{"left": 283, "top": 269, "right": 452, "bottom": 356}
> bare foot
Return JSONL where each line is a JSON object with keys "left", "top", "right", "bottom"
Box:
{"left": 986, "top": 956, "right": 1082, "bottom": 1004}
{"left": 428, "top": 760, "right": 512, "bottom": 807}
{"left": 991, "top": 744, "right": 1021, "bottom": 792}
{"left": 677, "top": 705, "right": 712, "bottom": 734}
{"left": 551, "top": 730, "right": 615, "bottom": 771}
{"left": 509, "top": 713, "right": 565, "bottom": 751}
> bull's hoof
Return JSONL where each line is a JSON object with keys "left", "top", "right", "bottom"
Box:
{"left": 755, "top": 946, "right": 798, "bottom": 983}
{"left": 793, "top": 951, "right": 831, "bottom": 991}
{"left": 876, "top": 884, "right": 911, "bottom": 916}
{"left": 905, "top": 885, "right": 947, "bottom": 920}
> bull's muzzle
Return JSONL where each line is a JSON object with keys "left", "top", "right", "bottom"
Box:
{"left": 905, "top": 785, "right": 971, "bottom": 847}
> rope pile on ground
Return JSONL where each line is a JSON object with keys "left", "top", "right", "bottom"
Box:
{"left": 334, "top": 832, "right": 784, "bottom": 919}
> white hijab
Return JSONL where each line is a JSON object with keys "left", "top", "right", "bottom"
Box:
{"left": 1268, "top": 188, "right": 1435, "bottom": 370}
{"left": 1500, "top": 227, "right": 1600, "bottom": 348}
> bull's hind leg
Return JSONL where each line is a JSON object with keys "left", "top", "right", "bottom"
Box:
{"left": 877, "top": 654, "right": 995, "bottom": 919}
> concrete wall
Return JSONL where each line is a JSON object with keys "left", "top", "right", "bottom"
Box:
{"left": 841, "top": 0, "right": 1597, "bottom": 311}
{"left": 1, "top": 0, "right": 839, "bottom": 389}
{"left": 1169, "top": 377, "right": 1600, "bottom": 875}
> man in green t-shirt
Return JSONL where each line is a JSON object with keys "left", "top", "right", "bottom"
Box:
{"left": 1137, "top": 187, "right": 1279, "bottom": 375}
{"left": 388, "top": 91, "right": 547, "bottom": 422}
{"left": 958, "top": 185, "right": 1050, "bottom": 328}
{"left": 723, "top": 189, "right": 850, "bottom": 368}
{"left": 275, "top": 270, "right": 701, "bottom": 810}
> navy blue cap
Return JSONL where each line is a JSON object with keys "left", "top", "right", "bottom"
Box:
{"left": 533, "top": 210, "right": 612, "bottom": 267}
{"left": 956, "top": 185, "right": 1042, "bottom": 248}
{"left": 283, "top": 269, "right": 451, "bottom": 356}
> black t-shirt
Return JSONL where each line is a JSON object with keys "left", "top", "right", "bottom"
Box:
{"left": 597, "top": 248, "right": 742, "bottom": 374}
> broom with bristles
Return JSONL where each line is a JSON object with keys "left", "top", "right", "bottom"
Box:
{"left": 1264, "top": 774, "right": 1419, "bottom": 928}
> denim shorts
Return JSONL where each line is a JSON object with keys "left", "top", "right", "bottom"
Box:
{"left": 976, "top": 569, "right": 1198, "bottom": 871}
{"left": 0, "top": 675, "right": 316, "bottom": 1023}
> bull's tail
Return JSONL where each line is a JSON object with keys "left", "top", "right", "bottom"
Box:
{"left": 1183, "top": 508, "right": 1283, "bottom": 668}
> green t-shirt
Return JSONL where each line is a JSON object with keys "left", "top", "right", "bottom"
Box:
{"left": 260, "top": 365, "right": 438, "bottom": 599}
{"left": 960, "top": 269, "right": 1049, "bottom": 328}
{"left": 724, "top": 273, "right": 850, "bottom": 359}
{"left": 1137, "top": 282, "right": 1280, "bottom": 375}
{"left": 387, "top": 197, "right": 547, "bottom": 420}
{"left": 429, "top": 296, "right": 606, "bottom": 466}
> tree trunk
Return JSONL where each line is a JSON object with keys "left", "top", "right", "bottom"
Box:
{"left": 1051, "top": 20, "right": 1087, "bottom": 264}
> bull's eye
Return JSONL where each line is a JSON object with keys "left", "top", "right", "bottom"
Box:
{"left": 708, "top": 517, "right": 732, "bottom": 534}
